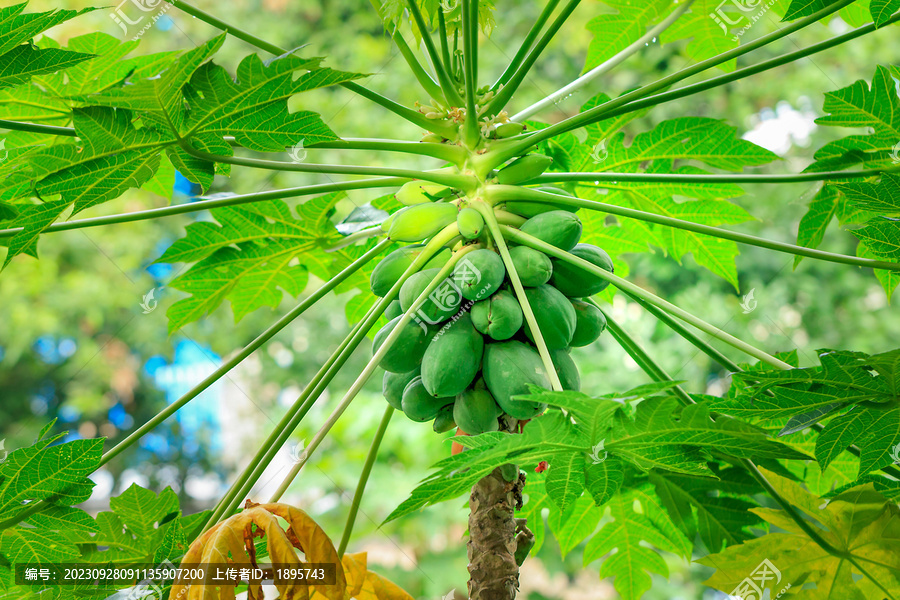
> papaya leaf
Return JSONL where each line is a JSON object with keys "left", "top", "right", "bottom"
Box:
{"left": 699, "top": 468, "right": 900, "bottom": 600}
{"left": 548, "top": 494, "right": 601, "bottom": 559}
{"left": 519, "top": 473, "right": 550, "bottom": 555}
{"left": 544, "top": 450, "right": 586, "bottom": 512}
{"left": 583, "top": 1, "right": 675, "bottom": 72}
{"left": 794, "top": 184, "right": 839, "bottom": 268}
{"left": 665, "top": 0, "right": 741, "bottom": 69}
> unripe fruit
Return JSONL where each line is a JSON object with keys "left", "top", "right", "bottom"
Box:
{"left": 387, "top": 203, "right": 458, "bottom": 242}
{"left": 508, "top": 246, "right": 552, "bottom": 287}
{"left": 369, "top": 245, "right": 451, "bottom": 297}
{"left": 550, "top": 244, "right": 614, "bottom": 297}
{"left": 396, "top": 181, "right": 446, "bottom": 206}
{"left": 569, "top": 299, "right": 608, "bottom": 347}
{"left": 457, "top": 207, "right": 484, "bottom": 240}
{"left": 496, "top": 154, "right": 553, "bottom": 184}
{"left": 495, "top": 122, "right": 525, "bottom": 138}
{"left": 519, "top": 210, "right": 583, "bottom": 252}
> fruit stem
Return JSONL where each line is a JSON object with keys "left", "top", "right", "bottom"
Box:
{"left": 0, "top": 178, "right": 408, "bottom": 240}
{"left": 511, "top": 0, "right": 695, "bottom": 121}
{"left": 485, "top": 185, "right": 900, "bottom": 273}
{"left": 462, "top": 0, "right": 481, "bottom": 147}
{"left": 392, "top": 29, "right": 446, "bottom": 102}
{"left": 337, "top": 404, "right": 394, "bottom": 557}
{"left": 405, "top": 0, "right": 466, "bottom": 108}
{"left": 500, "top": 225, "right": 792, "bottom": 369}
{"left": 267, "top": 226, "right": 471, "bottom": 501}
{"left": 473, "top": 202, "right": 564, "bottom": 391}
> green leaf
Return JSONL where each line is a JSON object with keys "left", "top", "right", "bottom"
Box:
{"left": 699, "top": 468, "right": 900, "bottom": 600}
{"left": 108, "top": 484, "right": 180, "bottom": 541}
{"left": 782, "top": 0, "right": 844, "bottom": 20}
{"left": 0, "top": 45, "right": 95, "bottom": 89}
{"left": 584, "top": 1, "right": 674, "bottom": 72}
{"left": 583, "top": 487, "right": 691, "bottom": 600}
{"left": 794, "top": 185, "right": 839, "bottom": 268}
{"left": 160, "top": 192, "right": 353, "bottom": 330}
{"left": 850, "top": 218, "right": 900, "bottom": 259}
{"left": 666, "top": 0, "right": 739, "bottom": 70}
{"left": 544, "top": 451, "right": 586, "bottom": 512}
{"left": 519, "top": 474, "right": 550, "bottom": 556}
{"left": 547, "top": 494, "right": 600, "bottom": 559}
{"left": 584, "top": 457, "right": 625, "bottom": 506}
{"left": 837, "top": 173, "right": 900, "bottom": 215}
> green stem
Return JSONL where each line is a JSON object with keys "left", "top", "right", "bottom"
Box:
{"left": 492, "top": 0, "right": 561, "bottom": 90}
{"left": 393, "top": 31, "right": 446, "bottom": 101}
{"left": 208, "top": 225, "right": 461, "bottom": 526}
{"left": 462, "top": 0, "right": 481, "bottom": 146}
{"left": 484, "top": 0, "right": 581, "bottom": 117}
{"left": 406, "top": 0, "right": 465, "bottom": 107}
{"left": 179, "top": 142, "right": 475, "bottom": 190}
{"left": 501, "top": 225, "right": 791, "bottom": 369}
{"left": 474, "top": 202, "right": 564, "bottom": 391}
{"left": 324, "top": 226, "right": 385, "bottom": 251}
{"left": 535, "top": 168, "right": 898, "bottom": 184}
{"left": 438, "top": 9, "right": 453, "bottom": 78}
{"left": 511, "top": 0, "right": 695, "bottom": 121}
{"left": 337, "top": 405, "right": 394, "bottom": 557}
{"left": 310, "top": 138, "right": 465, "bottom": 163}
{"left": 168, "top": 0, "right": 456, "bottom": 137}
{"left": 494, "top": 0, "right": 855, "bottom": 160}
{"left": 102, "top": 240, "right": 391, "bottom": 468}
{"left": 487, "top": 185, "right": 900, "bottom": 272}
{"left": 269, "top": 238, "right": 473, "bottom": 501}
{"left": 0, "top": 178, "right": 406, "bottom": 240}
{"left": 593, "top": 10, "right": 900, "bottom": 125}
{"left": 0, "top": 119, "right": 76, "bottom": 137}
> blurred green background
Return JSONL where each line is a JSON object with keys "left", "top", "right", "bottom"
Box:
{"left": 1, "top": 1, "right": 899, "bottom": 598}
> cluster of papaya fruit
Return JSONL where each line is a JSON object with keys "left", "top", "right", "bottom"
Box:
{"left": 369, "top": 163, "right": 613, "bottom": 437}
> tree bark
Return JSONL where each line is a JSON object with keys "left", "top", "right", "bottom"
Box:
{"left": 466, "top": 465, "right": 527, "bottom": 600}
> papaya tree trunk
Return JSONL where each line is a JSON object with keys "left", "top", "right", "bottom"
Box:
{"left": 466, "top": 464, "right": 528, "bottom": 600}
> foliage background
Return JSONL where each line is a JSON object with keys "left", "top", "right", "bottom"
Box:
{"left": 1, "top": 1, "right": 898, "bottom": 598}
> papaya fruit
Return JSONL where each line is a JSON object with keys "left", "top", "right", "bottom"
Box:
{"left": 508, "top": 246, "right": 552, "bottom": 287}
{"left": 482, "top": 341, "right": 550, "bottom": 420}
{"left": 518, "top": 211, "right": 582, "bottom": 252}
{"left": 496, "top": 154, "right": 553, "bottom": 185}
{"left": 399, "top": 268, "right": 461, "bottom": 323}
{"left": 457, "top": 207, "right": 484, "bottom": 240}
{"left": 551, "top": 349, "right": 580, "bottom": 391}
{"left": 550, "top": 244, "right": 614, "bottom": 297}
{"left": 453, "top": 248, "right": 506, "bottom": 301}
{"left": 522, "top": 284, "right": 577, "bottom": 349}
{"left": 503, "top": 187, "right": 579, "bottom": 218}
{"left": 470, "top": 289, "right": 523, "bottom": 341}
{"left": 385, "top": 299, "right": 403, "bottom": 320}
{"left": 369, "top": 245, "right": 451, "bottom": 297}
{"left": 421, "top": 312, "right": 484, "bottom": 397}
{"left": 495, "top": 122, "right": 525, "bottom": 138}
{"left": 387, "top": 203, "right": 458, "bottom": 242}
{"left": 382, "top": 368, "right": 420, "bottom": 410}
{"left": 372, "top": 315, "right": 430, "bottom": 373}
{"left": 432, "top": 404, "right": 457, "bottom": 432}
{"left": 401, "top": 376, "right": 454, "bottom": 422}
{"left": 570, "top": 299, "right": 607, "bottom": 347}
{"left": 396, "top": 181, "right": 446, "bottom": 205}
{"left": 454, "top": 388, "right": 502, "bottom": 434}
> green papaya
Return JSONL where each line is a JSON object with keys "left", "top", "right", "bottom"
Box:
{"left": 421, "top": 312, "right": 484, "bottom": 397}
{"left": 550, "top": 244, "right": 614, "bottom": 297}
{"left": 380, "top": 206, "right": 409, "bottom": 233}
{"left": 387, "top": 203, "right": 458, "bottom": 242}
{"left": 496, "top": 154, "right": 553, "bottom": 185}
{"left": 382, "top": 368, "right": 420, "bottom": 410}
{"left": 471, "top": 289, "right": 523, "bottom": 341}
{"left": 453, "top": 248, "right": 506, "bottom": 301}
{"left": 385, "top": 299, "right": 403, "bottom": 321}
{"left": 503, "top": 187, "right": 579, "bottom": 218}
{"left": 518, "top": 211, "right": 582, "bottom": 252}
{"left": 508, "top": 246, "right": 552, "bottom": 287}
{"left": 482, "top": 341, "right": 550, "bottom": 420}
{"left": 457, "top": 207, "right": 484, "bottom": 240}
{"left": 570, "top": 299, "right": 607, "bottom": 347}
{"left": 495, "top": 122, "right": 525, "bottom": 138}
{"left": 399, "top": 268, "right": 461, "bottom": 323}
{"left": 401, "top": 376, "right": 454, "bottom": 422}
{"left": 369, "top": 245, "right": 451, "bottom": 297}
{"left": 551, "top": 348, "right": 580, "bottom": 391}
{"left": 522, "top": 284, "right": 576, "bottom": 349}
{"left": 454, "top": 388, "right": 502, "bottom": 434}
{"left": 432, "top": 404, "right": 457, "bottom": 432}
{"left": 396, "top": 181, "right": 446, "bottom": 206}
{"left": 372, "top": 315, "right": 430, "bottom": 373}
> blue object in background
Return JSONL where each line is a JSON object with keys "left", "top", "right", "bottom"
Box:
{"left": 173, "top": 171, "right": 201, "bottom": 200}
{"left": 144, "top": 340, "right": 223, "bottom": 455}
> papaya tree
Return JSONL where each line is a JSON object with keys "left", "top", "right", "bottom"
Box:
{"left": 2, "top": 1, "right": 900, "bottom": 599}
